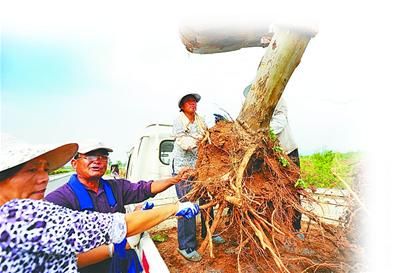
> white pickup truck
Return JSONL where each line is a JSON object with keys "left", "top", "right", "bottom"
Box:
{"left": 124, "top": 124, "right": 177, "bottom": 273}
{"left": 126, "top": 124, "right": 178, "bottom": 208}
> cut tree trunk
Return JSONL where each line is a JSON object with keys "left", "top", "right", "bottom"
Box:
{"left": 237, "top": 27, "right": 314, "bottom": 133}
{"left": 179, "top": 24, "right": 272, "bottom": 54}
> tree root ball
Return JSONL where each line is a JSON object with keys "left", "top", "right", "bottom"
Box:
{"left": 184, "top": 121, "right": 356, "bottom": 273}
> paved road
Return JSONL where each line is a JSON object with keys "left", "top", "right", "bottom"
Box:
{"left": 45, "top": 173, "right": 73, "bottom": 195}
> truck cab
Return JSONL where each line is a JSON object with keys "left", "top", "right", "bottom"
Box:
{"left": 124, "top": 123, "right": 179, "bottom": 273}
{"left": 126, "top": 123, "right": 179, "bottom": 211}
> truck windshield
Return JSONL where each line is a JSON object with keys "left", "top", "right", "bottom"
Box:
{"left": 159, "top": 140, "right": 174, "bottom": 165}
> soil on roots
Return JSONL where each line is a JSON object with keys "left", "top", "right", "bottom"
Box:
{"left": 152, "top": 224, "right": 345, "bottom": 273}
{"left": 181, "top": 121, "right": 354, "bottom": 272}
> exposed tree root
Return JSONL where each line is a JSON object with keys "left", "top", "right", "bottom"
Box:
{"left": 198, "top": 202, "right": 227, "bottom": 253}
{"left": 182, "top": 121, "right": 358, "bottom": 272}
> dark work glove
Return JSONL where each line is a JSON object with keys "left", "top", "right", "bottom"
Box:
{"left": 141, "top": 201, "right": 154, "bottom": 210}
{"left": 214, "top": 113, "right": 227, "bottom": 123}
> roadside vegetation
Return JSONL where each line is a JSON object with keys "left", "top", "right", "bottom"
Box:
{"left": 49, "top": 165, "right": 74, "bottom": 175}
{"left": 300, "top": 150, "right": 361, "bottom": 189}
{"left": 50, "top": 160, "right": 126, "bottom": 177}
{"left": 105, "top": 160, "right": 126, "bottom": 177}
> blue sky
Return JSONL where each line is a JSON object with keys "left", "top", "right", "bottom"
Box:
{"left": 1, "top": 33, "right": 361, "bottom": 159}
{"left": 1, "top": 12, "right": 365, "bottom": 162}
{"left": 2, "top": 37, "right": 80, "bottom": 94}
{"left": 1, "top": 35, "right": 111, "bottom": 146}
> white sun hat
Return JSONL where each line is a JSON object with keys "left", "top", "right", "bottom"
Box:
{"left": 77, "top": 140, "right": 113, "bottom": 154}
{"left": 0, "top": 134, "right": 78, "bottom": 174}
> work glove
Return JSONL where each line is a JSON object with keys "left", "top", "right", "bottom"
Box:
{"left": 176, "top": 202, "right": 200, "bottom": 219}
{"left": 176, "top": 136, "right": 197, "bottom": 151}
{"left": 141, "top": 201, "right": 154, "bottom": 210}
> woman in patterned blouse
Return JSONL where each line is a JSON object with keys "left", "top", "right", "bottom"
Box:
{"left": 0, "top": 140, "right": 199, "bottom": 273}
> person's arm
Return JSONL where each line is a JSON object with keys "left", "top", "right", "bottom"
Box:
{"left": 77, "top": 202, "right": 180, "bottom": 269}
{"left": 121, "top": 167, "right": 195, "bottom": 204}
{"left": 126, "top": 201, "right": 199, "bottom": 236}
{"left": 46, "top": 186, "right": 113, "bottom": 268}
{"left": 77, "top": 197, "right": 192, "bottom": 269}
{"left": 77, "top": 246, "right": 112, "bottom": 268}
{"left": 1, "top": 199, "right": 126, "bottom": 255}
{"left": 124, "top": 203, "right": 178, "bottom": 236}
{"left": 150, "top": 177, "right": 179, "bottom": 194}
{"left": 150, "top": 167, "right": 195, "bottom": 194}
{"left": 1, "top": 199, "right": 197, "bottom": 258}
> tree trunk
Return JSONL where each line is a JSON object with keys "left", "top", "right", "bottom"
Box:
{"left": 237, "top": 27, "right": 315, "bottom": 133}
{"left": 180, "top": 24, "right": 315, "bottom": 132}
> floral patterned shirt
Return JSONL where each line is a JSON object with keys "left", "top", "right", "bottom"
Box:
{"left": 0, "top": 199, "right": 126, "bottom": 273}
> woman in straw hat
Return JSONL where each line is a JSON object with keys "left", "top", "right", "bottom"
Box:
{"left": 0, "top": 137, "right": 199, "bottom": 273}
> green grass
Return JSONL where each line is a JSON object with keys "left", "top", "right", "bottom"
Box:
{"left": 300, "top": 151, "right": 361, "bottom": 189}
{"left": 49, "top": 166, "right": 74, "bottom": 175}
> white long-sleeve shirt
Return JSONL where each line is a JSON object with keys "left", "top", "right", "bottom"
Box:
{"left": 270, "top": 98, "right": 298, "bottom": 154}
{"left": 170, "top": 112, "right": 207, "bottom": 174}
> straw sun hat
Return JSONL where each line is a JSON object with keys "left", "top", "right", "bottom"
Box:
{"left": 0, "top": 135, "right": 78, "bottom": 174}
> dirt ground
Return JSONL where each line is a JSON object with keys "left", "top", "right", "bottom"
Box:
{"left": 152, "top": 223, "right": 347, "bottom": 273}
{"left": 152, "top": 226, "right": 271, "bottom": 273}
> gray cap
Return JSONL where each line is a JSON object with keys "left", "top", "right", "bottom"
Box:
{"left": 178, "top": 93, "right": 201, "bottom": 108}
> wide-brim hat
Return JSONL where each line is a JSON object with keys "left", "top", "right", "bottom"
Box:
{"left": 77, "top": 141, "right": 113, "bottom": 154}
{"left": 178, "top": 93, "right": 201, "bottom": 108}
{"left": 0, "top": 139, "right": 79, "bottom": 174}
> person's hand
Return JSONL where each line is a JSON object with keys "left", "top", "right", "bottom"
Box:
{"left": 191, "top": 146, "right": 198, "bottom": 154}
{"left": 186, "top": 144, "right": 197, "bottom": 153}
{"left": 141, "top": 201, "right": 154, "bottom": 210}
{"left": 175, "top": 167, "right": 197, "bottom": 182}
{"left": 176, "top": 202, "right": 200, "bottom": 219}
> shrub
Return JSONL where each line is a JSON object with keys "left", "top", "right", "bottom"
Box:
{"left": 300, "top": 151, "right": 360, "bottom": 189}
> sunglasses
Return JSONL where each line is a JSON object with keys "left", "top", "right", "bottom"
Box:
{"left": 77, "top": 155, "right": 109, "bottom": 162}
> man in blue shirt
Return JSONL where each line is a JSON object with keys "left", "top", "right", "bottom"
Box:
{"left": 46, "top": 141, "right": 192, "bottom": 272}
